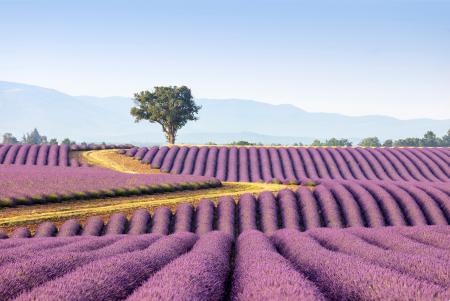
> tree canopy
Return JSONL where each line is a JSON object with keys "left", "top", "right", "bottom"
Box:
{"left": 130, "top": 86, "right": 201, "bottom": 144}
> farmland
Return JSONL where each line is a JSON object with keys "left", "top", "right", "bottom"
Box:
{"left": 1, "top": 144, "right": 449, "bottom": 300}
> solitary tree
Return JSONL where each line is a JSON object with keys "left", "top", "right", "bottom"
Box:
{"left": 2, "top": 133, "right": 18, "bottom": 144}
{"left": 130, "top": 86, "right": 201, "bottom": 144}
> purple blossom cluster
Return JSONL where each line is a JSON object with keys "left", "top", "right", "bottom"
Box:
{"left": 0, "top": 225, "right": 448, "bottom": 300}
{"left": 0, "top": 166, "right": 221, "bottom": 207}
{"left": 124, "top": 145, "right": 450, "bottom": 183}
{"left": 4, "top": 179, "right": 448, "bottom": 238}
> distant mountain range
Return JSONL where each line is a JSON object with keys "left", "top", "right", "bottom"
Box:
{"left": 1, "top": 81, "right": 449, "bottom": 145}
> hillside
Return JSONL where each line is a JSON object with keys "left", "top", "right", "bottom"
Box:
{"left": 1, "top": 81, "right": 449, "bottom": 144}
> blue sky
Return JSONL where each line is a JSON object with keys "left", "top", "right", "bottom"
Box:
{"left": 1, "top": 0, "right": 449, "bottom": 119}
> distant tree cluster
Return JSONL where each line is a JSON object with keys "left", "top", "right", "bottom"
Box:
{"left": 358, "top": 130, "right": 450, "bottom": 147}
{"left": 229, "top": 141, "right": 263, "bottom": 146}
{"left": 310, "top": 138, "right": 353, "bottom": 147}
{"left": 1, "top": 128, "right": 75, "bottom": 145}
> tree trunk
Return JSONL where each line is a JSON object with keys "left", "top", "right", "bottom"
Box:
{"left": 166, "top": 131, "right": 176, "bottom": 144}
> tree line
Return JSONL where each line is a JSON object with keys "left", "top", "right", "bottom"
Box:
{"left": 2, "top": 128, "right": 76, "bottom": 145}
{"left": 205, "top": 130, "right": 450, "bottom": 147}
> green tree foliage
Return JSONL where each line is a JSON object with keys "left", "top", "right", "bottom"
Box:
{"left": 131, "top": 86, "right": 201, "bottom": 144}
{"left": 382, "top": 139, "right": 393, "bottom": 147}
{"left": 358, "top": 137, "right": 381, "bottom": 147}
{"left": 61, "top": 138, "right": 75, "bottom": 145}
{"left": 229, "top": 141, "right": 259, "bottom": 146}
{"left": 21, "top": 128, "right": 48, "bottom": 144}
{"left": 49, "top": 138, "right": 58, "bottom": 144}
{"left": 311, "top": 138, "right": 352, "bottom": 147}
{"left": 2, "top": 133, "right": 18, "bottom": 144}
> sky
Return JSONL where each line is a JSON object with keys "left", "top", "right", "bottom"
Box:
{"left": 1, "top": 0, "right": 449, "bottom": 120}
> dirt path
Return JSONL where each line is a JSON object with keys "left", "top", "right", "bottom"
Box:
{"left": 0, "top": 182, "right": 293, "bottom": 234}
{"left": 80, "top": 149, "right": 160, "bottom": 174}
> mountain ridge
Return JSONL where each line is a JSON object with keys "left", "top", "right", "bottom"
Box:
{"left": 1, "top": 81, "right": 449, "bottom": 144}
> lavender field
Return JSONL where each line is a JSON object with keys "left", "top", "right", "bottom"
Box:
{"left": 4, "top": 180, "right": 449, "bottom": 238}
{"left": 0, "top": 144, "right": 131, "bottom": 167}
{"left": 0, "top": 226, "right": 448, "bottom": 300}
{"left": 0, "top": 166, "right": 220, "bottom": 207}
{"left": 123, "top": 145, "right": 450, "bottom": 183}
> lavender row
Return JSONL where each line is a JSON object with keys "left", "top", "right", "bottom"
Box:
{"left": 124, "top": 145, "right": 450, "bottom": 183}
{"left": 0, "top": 144, "right": 133, "bottom": 167}
{"left": 2, "top": 226, "right": 449, "bottom": 300}
{"left": 4, "top": 179, "right": 448, "bottom": 238}
{"left": 0, "top": 166, "right": 221, "bottom": 208}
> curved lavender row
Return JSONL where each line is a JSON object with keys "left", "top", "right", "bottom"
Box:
{"left": 127, "top": 209, "right": 151, "bottom": 234}
{"left": 0, "top": 166, "right": 219, "bottom": 206}
{"left": 150, "top": 145, "right": 169, "bottom": 169}
{"left": 47, "top": 144, "right": 59, "bottom": 166}
{"left": 17, "top": 233, "right": 195, "bottom": 301}
{"left": 313, "top": 185, "right": 343, "bottom": 228}
{"left": 309, "top": 228, "right": 450, "bottom": 287}
{"left": 272, "top": 228, "right": 447, "bottom": 301}
{"left": 390, "top": 148, "right": 429, "bottom": 181}
{"left": 396, "top": 227, "right": 450, "bottom": 250}
{"left": 170, "top": 145, "right": 189, "bottom": 173}
{"left": 348, "top": 148, "right": 379, "bottom": 180}
{"left": 324, "top": 182, "right": 365, "bottom": 227}
{"left": 249, "top": 147, "right": 263, "bottom": 182}
{"left": 227, "top": 146, "right": 239, "bottom": 182}
{"left": 0, "top": 144, "right": 12, "bottom": 163}
{"left": 160, "top": 145, "right": 179, "bottom": 172}
{"left": 25, "top": 144, "right": 39, "bottom": 165}
{"left": 335, "top": 148, "right": 365, "bottom": 180}
{"left": 341, "top": 181, "right": 386, "bottom": 227}
{"left": 58, "top": 144, "right": 69, "bottom": 166}
{"left": 308, "top": 148, "right": 331, "bottom": 179}
{"left": 82, "top": 216, "right": 105, "bottom": 236}
{"left": 10, "top": 227, "right": 32, "bottom": 238}
{"left": 406, "top": 149, "right": 447, "bottom": 181}
{"left": 174, "top": 203, "right": 194, "bottom": 233}
{"left": 134, "top": 147, "right": 148, "bottom": 160}
{"left": 258, "top": 191, "right": 279, "bottom": 235}
{"left": 193, "top": 146, "right": 209, "bottom": 176}
{"left": 279, "top": 148, "right": 297, "bottom": 181}
{"left": 141, "top": 146, "right": 159, "bottom": 164}
{"left": 231, "top": 230, "right": 326, "bottom": 301}
{"left": 195, "top": 199, "right": 215, "bottom": 235}
{"left": 217, "top": 196, "right": 235, "bottom": 236}
{"left": 35, "top": 144, "right": 50, "bottom": 166}
{"left": 289, "top": 148, "right": 309, "bottom": 179}
{"left": 381, "top": 181, "right": 428, "bottom": 225}
{"left": 127, "top": 231, "right": 232, "bottom": 301}
{"left": 3, "top": 144, "right": 20, "bottom": 164}
{"left": 204, "top": 146, "right": 218, "bottom": 177}
{"left": 238, "top": 147, "right": 250, "bottom": 182}
{"left": 401, "top": 148, "right": 441, "bottom": 181}
{"left": 125, "top": 147, "right": 138, "bottom": 157}
{"left": 10, "top": 234, "right": 164, "bottom": 301}
{"left": 268, "top": 148, "right": 285, "bottom": 181}
{"left": 258, "top": 148, "right": 273, "bottom": 182}
{"left": 354, "top": 148, "right": 386, "bottom": 180}
{"left": 0, "top": 237, "right": 83, "bottom": 266}
{"left": 317, "top": 147, "right": 343, "bottom": 179}
{"left": 376, "top": 148, "right": 415, "bottom": 181}
{"left": 359, "top": 181, "right": 407, "bottom": 226}
{"left": 14, "top": 144, "right": 31, "bottom": 165}
{"left": 238, "top": 193, "right": 257, "bottom": 233}
{"left": 151, "top": 206, "right": 172, "bottom": 235}
{"left": 181, "top": 146, "right": 199, "bottom": 175}
{"left": 34, "top": 222, "right": 58, "bottom": 237}
{"left": 277, "top": 189, "right": 301, "bottom": 230}
{"left": 296, "top": 187, "right": 322, "bottom": 229}
{"left": 215, "top": 146, "right": 228, "bottom": 181}
{"left": 104, "top": 213, "right": 128, "bottom": 235}
{"left": 57, "top": 219, "right": 82, "bottom": 237}
{"left": 349, "top": 227, "right": 450, "bottom": 261}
